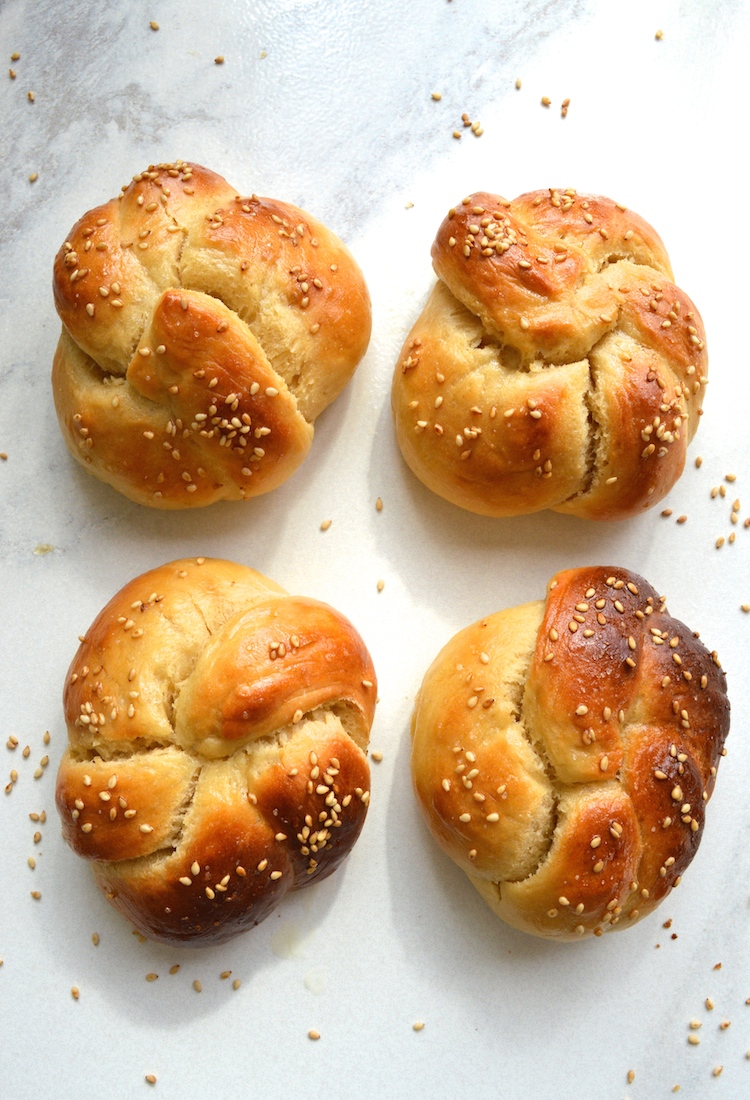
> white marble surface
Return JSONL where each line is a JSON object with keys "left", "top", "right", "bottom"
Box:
{"left": 1, "top": 1, "right": 750, "bottom": 1097}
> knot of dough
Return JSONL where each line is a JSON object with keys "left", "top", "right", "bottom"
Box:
{"left": 52, "top": 161, "right": 371, "bottom": 508}
{"left": 393, "top": 189, "right": 707, "bottom": 520}
{"left": 55, "top": 558, "right": 376, "bottom": 945}
{"left": 410, "top": 566, "right": 729, "bottom": 940}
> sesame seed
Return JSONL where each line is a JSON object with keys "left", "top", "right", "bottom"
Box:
{"left": 320, "top": 519, "right": 332, "bottom": 531}
{"left": 145, "top": 1076, "right": 157, "bottom": 1086}
{"left": 413, "top": 1021, "right": 425, "bottom": 1031}
{"left": 149, "top": 21, "right": 159, "bottom": 30}
{"left": 688, "top": 1034, "right": 700, "bottom": 1046}
{"left": 193, "top": 980, "right": 202, "bottom": 992}
{"left": 308, "top": 1030, "right": 320, "bottom": 1040}
{"left": 71, "top": 986, "right": 79, "bottom": 1000}
{"left": 541, "top": 96, "right": 551, "bottom": 107}
{"left": 214, "top": 56, "right": 225, "bottom": 64}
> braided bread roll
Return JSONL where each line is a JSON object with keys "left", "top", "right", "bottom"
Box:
{"left": 411, "top": 566, "right": 729, "bottom": 940}
{"left": 55, "top": 558, "right": 376, "bottom": 945}
{"left": 53, "top": 161, "right": 371, "bottom": 508}
{"left": 392, "top": 189, "right": 708, "bottom": 520}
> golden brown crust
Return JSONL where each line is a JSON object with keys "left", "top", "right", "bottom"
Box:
{"left": 411, "top": 566, "right": 729, "bottom": 940}
{"left": 52, "top": 161, "right": 371, "bottom": 508}
{"left": 55, "top": 558, "right": 376, "bottom": 945}
{"left": 392, "top": 189, "right": 707, "bottom": 520}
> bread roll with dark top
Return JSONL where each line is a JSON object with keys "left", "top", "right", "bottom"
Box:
{"left": 55, "top": 558, "right": 376, "bottom": 945}
{"left": 410, "top": 566, "right": 729, "bottom": 940}
{"left": 392, "top": 188, "right": 707, "bottom": 520}
{"left": 52, "top": 161, "right": 371, "bottom": 508}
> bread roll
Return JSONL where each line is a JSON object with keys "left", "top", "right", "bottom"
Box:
{"left": 55, "top": 558, "right": 376, "bottom": 945}
{"left": 411, "top": 566, "right": 729, "bottom": 940}
{"left": 392, "top": 189, "right": 707, "bottom": 520}
{"left": 53, "top": 161, "right": 371, "bottom": 508}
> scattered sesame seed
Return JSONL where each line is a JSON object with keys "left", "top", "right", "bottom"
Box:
{"left": 320, "top": 519, "right": 332, "bottom": 531}
{"left": 713, "top": 1067, "right": 723, "bottom": 1077}
{"left": 145, "top": 1075, "right": 157, "bottom": 1085}
{"left": 232, "top": 979, "right": 241, "bottom": 990}
{"left": 149, "top": 21, "right": 159, "bottom": 30}
{"left": 627, "top": 1070, "right": 635, "bottom": 1084}
{"left": 413, "top": 1021, "right": 425, "bottom": 1032}
{"left": 71, "top": 986, "right": 79, "bottom": 1000}
{"left": 371, "top": 751, "right": 383, "bottom": 763}
{"left": 655, "top": 29, "right": 664, "bottom": 40}
{"left": 695, "top": 456, "right": 703, "bottom": 468}
{"left": 375, "top": 497, "right": 383, "bottom": 511}
{"left": 377, "top": 579, "right": 384, "bottom": 592}
{"left": 27, "top": 90, "right": 34, "bottom": 102}
{"left": 92, "top": 933, "right": 99, "bottom": 946}
{"left": 541, "top": 95, "right": 551, "bottom": 107}
{"left": 431, "top": 92, "right": 442, "bottom": 101}
{"left": 308, "top": 1030, "right": 320, "bottom": 1041}
{"left": 676, "top": 515, "right": 687, "bottom": 524}
{"left": 146, "top": 973, "right": 158, "bottom": 982}
{"left": 688, "top": 1034, "right": 700, "bottom": 1046}
{"left": 29, "top": 172, "right": 38, "bottom": 183}
{"left": 214, "top": 55, "right": 225, "bottom": 64}
{"left": 193, "top": 980, "right": 202, "bottom": 993}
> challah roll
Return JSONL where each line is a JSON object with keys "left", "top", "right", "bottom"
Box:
{"left": 55, "top": 558, "right": 376, "bottom": 945}
{"left": 392, "top": 189, "right": 707, "bottom": 520}
{"left": 411, "top": 566, "right": 729, "bottom": 940}
{"left": 53, "top": 161, "right": 371, "bottom": 508}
